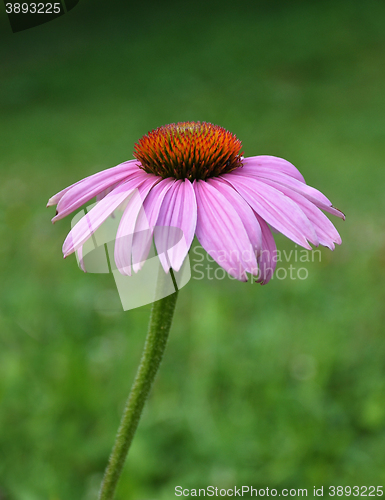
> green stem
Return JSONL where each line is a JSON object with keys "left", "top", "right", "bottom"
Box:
{"left": 98, "top": 271, "right": 179, "bottom": 500}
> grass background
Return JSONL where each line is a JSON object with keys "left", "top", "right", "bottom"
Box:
{"left": 1, "top": 0, "right": 385, "bottom": 498}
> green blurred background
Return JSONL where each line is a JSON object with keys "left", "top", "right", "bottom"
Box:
{"left": 1, "top": 0, "right": 385, "bottom": 498}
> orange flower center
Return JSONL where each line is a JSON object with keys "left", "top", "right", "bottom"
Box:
{"left": 133, "top": 121, "right": 243, "bottom": 181}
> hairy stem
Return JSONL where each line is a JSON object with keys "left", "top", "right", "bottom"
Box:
{"left": 98, "top": 271, "right": 179, "bottom": 500}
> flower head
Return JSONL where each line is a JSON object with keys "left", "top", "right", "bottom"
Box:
{"left": 48, "top": 121, "right": 344, "bottom": 283}
{"left": 134, "top": 122, "right": 243, "bottom": 180}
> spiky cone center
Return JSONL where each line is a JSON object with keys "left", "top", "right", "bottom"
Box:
{"left": 133, "top": 122, "right": 243, "bottom": 181}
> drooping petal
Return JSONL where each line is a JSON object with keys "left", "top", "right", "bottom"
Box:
{"left": 53, "top": 160, "right": 141, "bottom": 222}
{"left": 242, "top": 156, "right": 306, "bottom": 183}
{"left": 76, "top": 245, "right": 86, "bottom": 272}
{"left": 193, "top": 180, "right": 258, "bottom": 281}
{"left": 47, "top": 181, "right": 83, "bottom": 207}
{"left": 62, "top": 172, "right": 150, "bottom": 258}
{"left": 223, "top": 173, "right": 318, "bottom": 249}
{"left": 131, "top": 178, "right": 175, "bottom": 273}
{"left": 255, "top": 214, "right": 277, "bottom": 285}
{"left": 113, "top": 175, "right": 160, "bottom": 275}
{"left": 48, "top": 160, "right": 139, "bottom": 207}
{"left": 154, "top": 179, "right": 197, "bottom": 272}
{"left": 96, "top": 182, "right": 121, "bottom": 202}
{"left": 236, "top": 165, "right": 345, "bottom": 220}
{"left": 259, "top": 179, "right": 341, "bottom": 249}
{"left": 207, "top": 177, "right": 263, "bottom": 258}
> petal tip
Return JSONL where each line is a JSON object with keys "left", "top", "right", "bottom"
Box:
{"left": 333, "top": 206, "right": 345, "bottom": 220}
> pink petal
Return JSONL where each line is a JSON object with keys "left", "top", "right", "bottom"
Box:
{"left": 47, "top": 182, "right": 82, "bottom": 207}
{"left": 114, "top": 175, "right": 160, "bottom": 275}
{"left": 51, "top": 160, "right": 140, "bottom": 220}
{"left": 260, "top": 179, "right": 341, "bottom": 250}
{"left": 242, "top": 156, "right": 306, "bottom": 183}
{"left": 48, "top": 159, "right": 138, "bottom": 206}
{"left": 207, "top": 177, "right": 263, "bottom": 257}
{"left": 154, "top": 180, "right": 197, "bottom": 272}
{"left": 255, "top": 214, "right": 277, "bottom": 285}
{"left": 193, "top": 180, "right": 258, "bottom": 282}
{"left": 236, "top": 166, "right": 345, "bottom": 220}
{"left": 76, "top": 245, "right": 86, "bottom": 272}
{"left": 62, "top": 173, "right": 150, "bottom": 258}
{"left": 223, "top": 173, "right": 318, "bottom": 249}
{"left": 131, "top": 178, "right": 175, "bottom": 273}
{"left": 96, "top": 182, "right": 121, "bottom": 202}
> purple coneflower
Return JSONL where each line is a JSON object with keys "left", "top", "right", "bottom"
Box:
{"left": 48, "top": 122, "right": 343, "bottom": 283}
